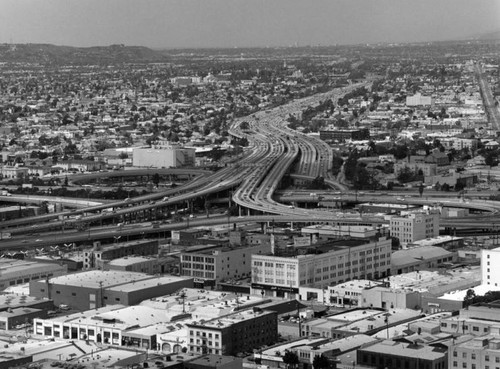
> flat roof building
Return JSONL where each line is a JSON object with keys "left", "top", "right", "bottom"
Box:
{"left": 186, "top": 309, "right": 278, "bottom": 356}
{"left": 0, "top": 259, "right": 67, "bottom": 291}
{"left": 251, "top": 237, "right": 392, "bottom": 299}
{"left": 29, "top": 270, "right": 193, "bottom": 310}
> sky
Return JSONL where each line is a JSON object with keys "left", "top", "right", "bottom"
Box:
{"left": 0, "top": 0, "right": 499, "bottom": 49}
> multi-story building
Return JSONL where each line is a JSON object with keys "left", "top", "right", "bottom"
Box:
{"left": 133, "top": 141, "right": 195, "bottom": 168}
{"left": 180, "top": 243, "right": 271, "bottom": 284}
{"left": 83, "top": 240, "right": 159, "bottom": 270}
{"left": 394, "top": 157, "right": 437, "bottom": 177}
{"left": 450, "top": 335, "right": 500, "bottom": 369}
{"left": 186, "top": 309, "right": 278, "bottom": 356}
{"left": 389, "top": 210, "right": 440, "bottom": 246}
{"left": 251, "top": 238, "right": 392, "bottom": 298}
{"left": 481, "top": 247, "right": 500, "bottom": 287}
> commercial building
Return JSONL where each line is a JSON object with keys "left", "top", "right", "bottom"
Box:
{"left": 406, "top": 93, "right": 433, "bottom": 106}
{"left": 391, "top": 246, "right": 456, "bottom": 275}
{"left": 0, "top": 259, "right": 67, "bottom": 291}
{"left": 0, "top": 307, "right": 47, "bottom": 331}
{"left": 83, "top": 239, "right": 159, "bottom": 270}
{"left": 301, "top": 308, "right": 421, "bottom": 339}
{"left": 186, "top": 309, "right": 278, "bottom": 356}
{"left": 357, "top": 340, "right": 447, "bottom": 369}
{"left": 132, "top": 141, "right": 195, "bottom": 168}
{"left": 389, "top": 210, "right": 440, "bottom": 246}
{"left": 29, "top": 270, "right": 193, "bottom": 310}
{"left": 104, "top": 255, "right": 164, "bottom": 274}
{"left": 319, "top": 129, "right": 370, "bottom": 142}
{"left": 33, "top": 305, "right": 177, "bottom": 349}
{"left": 180, "top": 243, "right": 271, "bottom": 285}
{"left": 251, "top": 237, "right": 392, "bottom": 299}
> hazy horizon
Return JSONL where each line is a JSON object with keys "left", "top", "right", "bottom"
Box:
{"left": 1, "top": 0, "right": 499, "bottom": 49}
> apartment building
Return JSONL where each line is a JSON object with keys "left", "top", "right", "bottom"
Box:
{"left": 389, "top": 210, "right": 440, "bottom": 246}
{"left": 186, "top": 309, "right": 277, "bottom": 356}
{"left": 251, "top": 238, "right": 392, "bottom": 298}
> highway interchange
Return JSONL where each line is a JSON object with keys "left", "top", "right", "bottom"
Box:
{"left": 2, "top": 82, "right": 500, "bottom": 251}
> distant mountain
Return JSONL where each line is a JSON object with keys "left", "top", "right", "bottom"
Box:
{"left": 466, "top": 29, "right": 500, "bottom": 41}
{"left": 0, "top": 43, "right": 168, "bottom": 65}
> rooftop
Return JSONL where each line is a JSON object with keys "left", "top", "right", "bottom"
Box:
{"left": 391, "top": 246, "right": 454, "bottom": 267}
{"left": 140, "top": 288, "right": 265, "bottom": 320}
{"left": 47, "top": 270, "right": 153, "bottom": 288}
{"left": 187, "top": 308, "right": 274, "bottom": 329}
{"left": 186, "top": 354, "right": 242, "bottom": 367}
{"left": 360, "top": 340, "right": 447, "bottom": 360}
{"left": 107, "top": 255, "right": 157, "bottom": 266}
{"left": 389, "top": 266, "right": 481, "bottom": 293}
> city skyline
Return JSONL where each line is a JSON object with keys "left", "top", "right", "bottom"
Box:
{"left": 0, "top": 0, "right": 499, "bottom": 49}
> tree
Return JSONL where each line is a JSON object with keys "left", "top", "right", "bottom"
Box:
{"left": 282, "top": 350, "right": 299, "bottom": 369}
{"left": 313, "top": 354, "right": 331, "bottom": 369}
{"left": 418, "top": 183, "right": 424, "bottom": 197}
{"left": 464, "top": 289, "right": 476, "bottom": 307}
{"left": 397, "top": 167, "right": 416, "bottom": 183}
{"left": 152, "top": 173, "right": 160, "bottom": 187}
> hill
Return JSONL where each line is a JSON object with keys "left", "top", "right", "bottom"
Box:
{"left": 0, "top": 43, "right": 168, "bottom": 65}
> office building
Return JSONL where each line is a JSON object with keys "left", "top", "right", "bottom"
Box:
{"left": 251, "top": 237, "right": 392, "bottom": 298}
{"left": 186, "top": 309, "right": 278, "bottom": 356}
{"left": 389, "top": 210, "right": 440, "bottom": 246}
{"left": 180, "top": 243, "right": 270, "bottom": 284}
{"left": 133, "top": 141, "right": 195, "bottom": 168}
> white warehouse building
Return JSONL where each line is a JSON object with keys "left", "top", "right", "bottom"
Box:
{"left": 133, "top": 141, "right": 195, "bottom": 168}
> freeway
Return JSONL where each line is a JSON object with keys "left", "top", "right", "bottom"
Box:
{"left": 475, "top": 62, "right": 500, "bottom": 130}
{"left": 4, "top": 81, "right": 499, "bottom": 248}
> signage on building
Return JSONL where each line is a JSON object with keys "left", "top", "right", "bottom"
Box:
{"left": 251, "top": 283, "right": 298, "bottom": 294}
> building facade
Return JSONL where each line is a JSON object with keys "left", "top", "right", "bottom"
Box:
{"left": 133, "top": 142, "right": 195, "bottom": 168}
{"left": 186, "top": 309, "right": 278, "bottom": 356}
{"left": 251, "top": 238, "right": 392, "bottom": 298}
{"left": 180, "top": 244, "right": 271, "bottom": 284}
{"left": 389, "top": 210, "right": 440, "bottom": 246}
